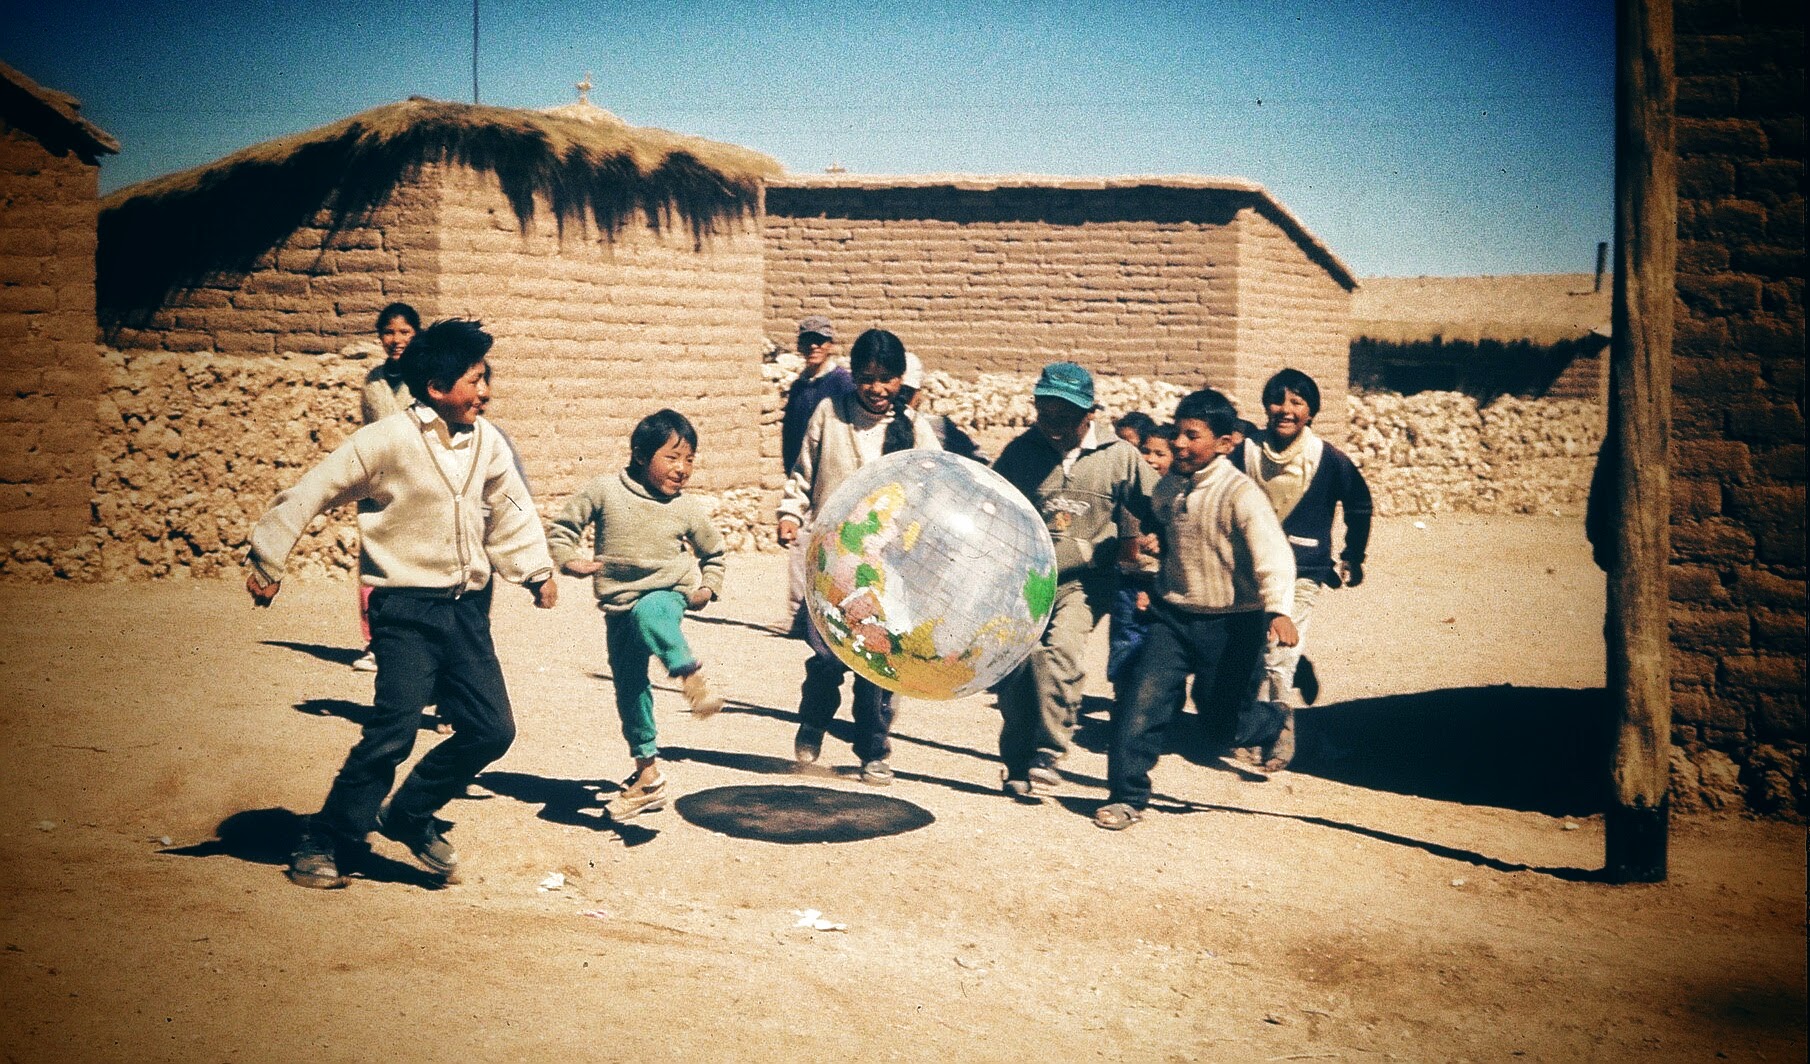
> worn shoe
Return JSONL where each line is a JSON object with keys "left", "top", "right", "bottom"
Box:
{"left": 1261, "top": 711, "right": 1296, "bottom": 774}
{"left": 1294, "top": 656, "right": 1320, "bottom": 706}
{"left": 859, "top": 759, "right": 894, "bottom": 786}
{"left": 681, "top": 670, "right": 725, "bottom": 718}
{"left": 1027, "top": 752, "right": 1062, "bottom": 790}
{"left": 376, "top": 806, "right": 459, "bottom": 878}
{"left": 286, "top": 821, "right": 347, "bottom": 889}
{"left": 1001, "top": 775, "right": 1042, "bottom": 803}
{"left": 1093, "top": 802, "right": 1144, "bottom": 831}
{"left": 351, "top": 648, "right": 378, "bottom": 673}
{"left": 605, "top": 769, "right": 668, "bottom": 821}
{"left": 793, "top": 726, "right": 824, "bottom": 766}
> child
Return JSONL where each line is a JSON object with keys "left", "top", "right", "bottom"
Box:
{"left": 246, "top": 318, "right": 557, "bottom": 887}
{"left": 1106, "top": 422, "right": 1175, "bottom": 705}
{"left": 1113, "top": 410, "right": 1157, "bottom": 448}
{"left": 547, "top": 409, "right": 727, "bottom": 821}
{"left": 1096, "top": 389, "right": 1297, "bottom": 831}
{"left": 351, "top": 303, "right": 421, "bottom": 673}
{"left": 1228, "top": 368, "right": 1372, "bottom": 772}
{"left": 776, "top": 328, "right": 941, "bottom": 785}
{"left": 899, "top": 351, "right": 986, "bottom": 463}
{"left": 780, "top": 315, "right": 854, "bottom": 637}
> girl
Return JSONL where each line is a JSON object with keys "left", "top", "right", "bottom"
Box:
{"left": 352, "top": 303, "right": 422, "bottom": 674}
{"left": 548, "top": 409, "right": 728, "bottom": 821}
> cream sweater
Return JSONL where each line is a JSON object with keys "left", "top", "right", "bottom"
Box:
{"left": 248, "top": 408, "right": 553, "bottom": 592}
{"left": 1148, "top": 457, "right": 1296, "bottom": 616}
{"left": 546, "top": 469, "right": 726, "bottom": 613}
{"left": 777, "top": 392, "right": 940, "bottom": 526}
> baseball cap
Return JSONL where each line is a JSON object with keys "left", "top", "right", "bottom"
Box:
{"left": 797, "top": 315, "right": 835, "bottom": 340}
{"left": 1033, "top": 361, "right": 1095, "bottom": 410}
{"left": 901, "top": 351, "right": 925, "bottom": 390}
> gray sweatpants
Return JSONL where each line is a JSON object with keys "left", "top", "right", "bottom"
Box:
{"left": 997, "top": 575, "right": 1114, "bottom": 777}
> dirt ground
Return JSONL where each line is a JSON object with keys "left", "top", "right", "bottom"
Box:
{"left": 0, "top": 515, "right": 1803, "bottom": 1063}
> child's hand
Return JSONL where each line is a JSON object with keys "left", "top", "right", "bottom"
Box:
{"left": 776, "top": 518, "right": 801, "bottom": 547}
{"left": 1269, "top": 613, "right": 1299, "bottom": 648}
{"left": 246, "top": 571, "right": 280, "bottom": 607}
{"left": 1135, "top": 590, "right": 1150, "bottom": 612}
{"left": 686, "top": 587, "right": 714, "bottom": 611}
{"left": 562, "top": 558, "right": 604, "bottom": 576}
{"left": 1137, "top": 533, "right": 1161, "bottom": 557}
{"left": 531, "top": 579, "right": 558, "bottom": 609}
{"left": 1337, "top": 560, "right": 1365, "bottom": 587}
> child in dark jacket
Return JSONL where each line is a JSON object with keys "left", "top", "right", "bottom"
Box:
{"left": 1229, "top": 368, "right": 1372, "bottom": 772}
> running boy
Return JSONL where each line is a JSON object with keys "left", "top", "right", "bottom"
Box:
{"left": 1096, "top": 389, "right": 1297, "bottom": 831}
{"left": 547, "top": 409, "right": 727, "bottom": 822}
{"left": 247, "top": 319, "right": 557, "bottom": 886}
{"left": 1106, "top": 422, "right": 1176, "bottom": 704}
{"left": 1229, "top": 368, "right": 1372, "bottom": 772}
{"left": 777, "top": 328, "right": 940, "bottom": 784}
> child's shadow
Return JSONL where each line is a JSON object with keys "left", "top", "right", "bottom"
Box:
{"left": 294, "top": 699, "right": 444, "bottom": 732}
{"left": 159, "top": 807, "right": 446, "bottom": 888}
{"left": 476, "top": 770, "right": 658, "bottom": 846}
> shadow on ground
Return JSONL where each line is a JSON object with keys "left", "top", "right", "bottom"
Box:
{"left": 294, "top": 698, "right": 443, "bottom": 732}
{"left": 476, "top": 770, "right": 658, "bottom": 845}
{"left": 674, "top": 784, "right": 935, "bottom": 844}
{"left": 262, "top": 640, "right": 362, "bottom": 667}
{"left": 1294, "top": 685, "right": 1612, "bottom": 816}
{"left": 160, "top": 807, "right": 446, "bottom": 887}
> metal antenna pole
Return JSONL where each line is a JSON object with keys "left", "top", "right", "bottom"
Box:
{"left": 472, "top": 0, "right": 480, "bottom": 103}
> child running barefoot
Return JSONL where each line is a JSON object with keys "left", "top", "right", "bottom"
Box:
{"left": 548, "top": 409, "right": 727, "bottom": 822}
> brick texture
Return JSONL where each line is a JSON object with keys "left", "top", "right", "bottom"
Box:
{"left": 0, "top": 122, "right": 105, "bottom": 539}
{"left": 1670, "top": 2, "right": 1807, "bottom": 814}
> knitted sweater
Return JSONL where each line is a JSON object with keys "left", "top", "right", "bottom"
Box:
{"left": 361, "top": 363, "right": 414, "bottom": 425}
{"left": 992, "top": 422, "right": 1158, "bottom": 581}
{"left": 248, "top": 408, "right": 552, "bottom": 591}
{"left": 1147, "top": 457, "right": 1296, "bottom": 616}
{"left": 546, "top": 470, "right": 726, "bottom": 613}
{"left": 1231, "top": 431, "right": 1372, "bottom": 585}
{"left": 777, "top": 392, "right": 941, "bottom": 526}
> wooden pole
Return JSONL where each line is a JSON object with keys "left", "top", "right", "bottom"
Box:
{"left": 1605, "top": 0, "right": 1675, "bottom": 883}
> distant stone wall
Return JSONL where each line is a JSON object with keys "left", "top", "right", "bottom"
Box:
{"left": 0, "top": 119, "right": 105, "bottom": 539}
{"left": 764, "top": 183, "right": 1350, "bottom": 420}
{"left": 1667, "top": 0, "right": 1806, "bottom": 816}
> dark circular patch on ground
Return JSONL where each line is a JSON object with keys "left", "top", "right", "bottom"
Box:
{"left": 674, "top": 784, "right": 935, "bottom": 844}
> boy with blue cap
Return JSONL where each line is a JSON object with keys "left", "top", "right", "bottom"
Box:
{"left": 991, "top": 362, "right": 1157, "bottom": 799}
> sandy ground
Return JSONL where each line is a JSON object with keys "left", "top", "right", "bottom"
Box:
{"left": 0, "top": 516, "right": 1803, "bottom": 1063}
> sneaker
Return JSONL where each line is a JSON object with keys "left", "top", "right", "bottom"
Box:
{"left": 351, "top": 648, "right": 378, "bottom": 673}
{"left": 1027, "top": 752, "right": 1062, "bottom": 790}
{"left": 681, "top": 670, "right": 725, "bottom": 718}
{"left": 793, "top": 726, "right": 824, "bottom": 766}
{"left": 376, "top": 805, "right": 459, "bottom": 878}
{"left": 605, "top": 769, "right": 668, "bottom": 821}
{"left": 286, "top": 822, "right": 347, "bottom": 889}
{"left": 1001, "top": 776, "right": 1042, "bottom": 803}
{"left": 1294, "top": 656, "right": 1320, "bottom": 706}
{"left": 859, "top": 759, "right": 894, "bottom": 786}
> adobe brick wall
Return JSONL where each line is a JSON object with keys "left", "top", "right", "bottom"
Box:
{"left": 1669, "top": 0, "right": 1806, "bottom": 816}
{"left": 0, "top": 121, "right": 105, "bottom": 540}
{"left": 431, "top": 167, "right": 770, "bottom": 500}
{"left": 764, "top": 182, "right": 1351, "bottom": 440}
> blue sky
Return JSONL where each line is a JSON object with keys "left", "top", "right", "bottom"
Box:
{"left": 4, "top": 0, "right": 1615, "bottom": 277}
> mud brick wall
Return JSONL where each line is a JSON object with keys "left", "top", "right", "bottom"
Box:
{"left": 103, "top": 183, "right": 440, "bottom": 356}
{"left": 1667, "top": 2, "right": 1807, "bottom": 816}
{"left": 0, "top": 120, "right": 106, "bottom": 539}
{"left": 763, "top": 182, "right": 1351, "bottom": 440}
{"left": 431, "top": 168, "right": 771, "bottom": 500}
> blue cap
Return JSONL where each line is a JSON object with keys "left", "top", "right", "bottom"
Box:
{"left": 1033, "top": 362, "right": 1095, "bottom": 410}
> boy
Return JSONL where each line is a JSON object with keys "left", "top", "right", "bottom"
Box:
{"left": 1096, "top": 388, "right": 1297, "bottom": 831}
{"left": 1229, "top": 368, "right": 1372, "bottom": 772}
{"left": 246, "top": 319, "right": 557, "bottom": 887}
{"left": 992, "top": 362, "right": 1157, "bottom": 799}
{"left": 780, "top": 315, "right": 854, "bottom": 636}
{"left": 776, "top": 328, "right": 939, "bottom": 785}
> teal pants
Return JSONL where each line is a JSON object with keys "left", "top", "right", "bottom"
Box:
{"left": 603, "top": 590, "right": 699, "bottom": 760}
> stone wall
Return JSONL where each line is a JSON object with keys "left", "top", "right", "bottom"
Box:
{"left": 764, "top": 181, "right": 1351, "bottom": 425}
{"left": 1668, "top": 0, "right": 1807, "bottom": 816}
{"left": 0, "top": 120, "right": 105, "bottom": 539}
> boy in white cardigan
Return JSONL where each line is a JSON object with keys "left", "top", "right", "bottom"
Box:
{"left": 247, "top": 319, "right": 557, "bottom": 887}
{"left": 1096, "top": 388, "right": 1297, "bottom": 831}
{"left": 547, "top": 409, "right": 727, "bottom": 823}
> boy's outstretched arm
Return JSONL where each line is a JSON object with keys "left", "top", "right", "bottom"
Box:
{"left": 244, "top": 435, "right": 374, "bottom": 606}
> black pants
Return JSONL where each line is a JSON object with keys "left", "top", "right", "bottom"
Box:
{"left": 796, "top": 617, "right": 895, "bottom": 764}
{"left": 1108, "top": 602, "right": 1267, "bottom": 809}
{"left": 315, "top": 585, "right": 516, "bottom": 842}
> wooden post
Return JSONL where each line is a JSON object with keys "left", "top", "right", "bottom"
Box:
{"left": 1605, "top": 0, "right": 1675, "bottom": 883}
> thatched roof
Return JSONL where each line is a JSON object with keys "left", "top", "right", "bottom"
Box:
{"left": 1351, "top": 274, "right": 1612, "bottom": 345}
{"left": 770, "top": 173, "right": 1358, "bottom": 291}
{"left": 0, "top": 61, "right": 119, "bottom": 164}
{"left": 98, "top": 96, "right": 781, "bottom": 324}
